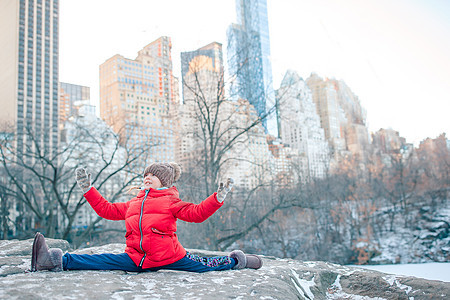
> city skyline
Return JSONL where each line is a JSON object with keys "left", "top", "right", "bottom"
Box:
{"left": 59, "top": 0, "right": 450, "bottom": 145}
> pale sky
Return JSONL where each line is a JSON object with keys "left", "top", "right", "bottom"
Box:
{"left": 59, "top": 0, "right": 450, "bottom": 145}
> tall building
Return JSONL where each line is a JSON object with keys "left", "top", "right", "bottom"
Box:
{"left": 335, "top": 80, "right": 369, "bottom": 157}
{"left": 99, "top": 36, "right": 178, "bottom": 162}
{"left": 277, "top": 70, "right": 330, "bottom": 180}
{"left": 179, "top": 42, "right": 224, "bottom": 166}
{"left": 227, "top": 0, "right": 277, "bottom": 136}
{"left": 0, "top": 0, "right": 59, "bottom": 155}
{"left": 306, "top": 73, "right": 370, "bottom": 160}
{"left": 306, "top": 73, "right": 346, "bottom": 154}
{"left": 59, "top": 82, "right": 90, "bottom": 123}
{"left": 181, "top": 42, "right": 224, "bottom": 103}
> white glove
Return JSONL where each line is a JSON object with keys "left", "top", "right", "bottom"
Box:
{"left": 75, "top": 167, "right": 92, "bottom": 193}
{"left": 217, "top": 178, "right": 234, "bottom": 202}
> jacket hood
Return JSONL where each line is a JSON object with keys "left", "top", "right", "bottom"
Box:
{"left": 136, "top": 186, "right": 179, "bottom": 198}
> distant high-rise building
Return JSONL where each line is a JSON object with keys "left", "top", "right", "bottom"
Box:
{"left": 179, "top": 42, "right": 224, "bottom": 166}
{"left": 181, "top": 42, "right": 224, "bottom": 103}
{"left": 227, "top": 0, "right": 277, "bottom": 136}
{"left": 372, "top": 128, "right": 406, "bottom": 153}
{"left": 278, "top": 70, "right": 330, "bottom": 180}
{"left": 99, "top": 36, "right": 178, "bottom": 162}
{"left": 0, "top": 0, "right": 59, "bottom": 155}
{"left": 335, "top": 80, "right": 369, "bottom": 157}
{"left": 59, "top": 82, "right": 90, "bottom": 122}
{"left": 306, "top": 73, "right": 346, "bottom": 154}
{"left": 306, "top": 73, "right": 370, "bottom": 160}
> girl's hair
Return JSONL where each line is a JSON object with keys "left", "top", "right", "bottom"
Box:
{"left": 127, "top": 185, "right": 142, "bottom": 194}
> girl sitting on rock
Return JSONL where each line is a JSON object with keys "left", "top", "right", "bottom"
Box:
{"left": 31, "top": 162, "right": 262, "bottom": 273}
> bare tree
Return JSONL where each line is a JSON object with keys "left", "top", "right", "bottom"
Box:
{"left": 0, "top": 157, "right": 14, "bottom": 239}
{"left": 416, "top": 134, "right": 450, "bottom": 206}
{"left": 375, "top": 147, "right": 418, "bottom": 229}
{"left": 0, "top": 120, "right": 154, "bottom": 244}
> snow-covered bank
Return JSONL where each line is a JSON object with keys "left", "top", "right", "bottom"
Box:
{"left": 349, "top": 262, "right": 450, "bottom": 282}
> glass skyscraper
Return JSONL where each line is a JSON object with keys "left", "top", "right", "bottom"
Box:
{"left": 0, "top": 0, "right": 59, "bottom": 155}
{"left": 227, "top": 0, "right": 277, "bottom": 136}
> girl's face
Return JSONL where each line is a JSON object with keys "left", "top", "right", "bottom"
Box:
{"left": 143, "top": 173, "right": 163, "bottom": 189}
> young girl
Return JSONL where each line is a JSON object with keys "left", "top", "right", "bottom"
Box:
{"left": 31, "top": 162, "right": 262, "bottom": 273}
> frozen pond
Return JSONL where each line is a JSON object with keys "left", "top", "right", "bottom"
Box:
{"left": 348, "top": 262, "right": 450, "bottom": 282}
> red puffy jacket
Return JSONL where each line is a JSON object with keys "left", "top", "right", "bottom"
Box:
{"left": 84, "top": 186, "right": 223, "bottom": 269}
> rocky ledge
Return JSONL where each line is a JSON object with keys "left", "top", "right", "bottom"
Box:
{"left": 0, "top": 239, "right": 448, "bottom": 299}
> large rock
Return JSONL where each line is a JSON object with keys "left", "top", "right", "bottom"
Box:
{"left": 0, "top": 239, "right": 448, "bottom": 299}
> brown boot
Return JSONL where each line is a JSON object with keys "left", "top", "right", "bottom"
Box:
{"left": 229, "top": 250, "right": 263, "bottom": 270}
{"left": 245, "top": 254, "right": 263, "bottom": 269}
{"left": 31, "top": 232, "right": 63, "bottom": 272}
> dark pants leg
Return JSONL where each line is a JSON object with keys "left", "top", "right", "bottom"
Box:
{"left": 159, "top": 252, "right": 236, "bottom": 273}
{"left": 63, "top": 252, "right": 154, "bottom": 272}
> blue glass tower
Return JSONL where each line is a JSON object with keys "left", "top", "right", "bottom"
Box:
{"left": 227, "top": 0, "right": 277, "bottom": 136}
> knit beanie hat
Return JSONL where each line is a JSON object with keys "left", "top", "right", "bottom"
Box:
{"left": 143, "top": 162, "right": 181, "bottom": 187}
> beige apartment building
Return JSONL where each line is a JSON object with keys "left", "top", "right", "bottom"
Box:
{"left": 306, "top": 73, "right": 369, "bottom": 160}
{"left": 306, "top": 73, "right": 346, "bottom": 154}
{"left": 0, "top": 0, "right": 59, "bottom": 154}
{"left": 335, "top": 80, "right": 370, "bottom": 158}
{"left": 99, "top": 36, "right": 178, "bottom": 162}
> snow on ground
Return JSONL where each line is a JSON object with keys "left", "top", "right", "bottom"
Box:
{"left": 348, "top": 262, "right": 450, "bottom": 282}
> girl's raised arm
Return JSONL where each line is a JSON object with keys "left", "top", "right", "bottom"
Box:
{"left": 76, "top": 167, "right": 128, "bottom": 220}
